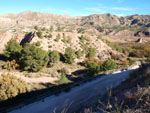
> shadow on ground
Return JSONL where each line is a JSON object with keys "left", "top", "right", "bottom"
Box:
{"left": 0, "top": 82, "right": 75, "bottom": 113}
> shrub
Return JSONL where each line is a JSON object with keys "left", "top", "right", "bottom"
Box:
{"left": 111, "top": 53, "right": 122, "bottom": 60}
{"left": 102, "top": 60, "right": 117, "bottom": 71}
{"left": 75, "top": 50, "right": 83, "bottom": 59}
{"left": 64, "top": 47, "right": 75, "bottom": 64}
{"left": 41, "top": 27, "right": 46, "bottom": 31}
{"left": 36, "top": 31, "right": 43, "bottom": 38}
{"left": 66, "top": 36, "right": 72, "bottom": 44}
{"left": 55, "top": 33, "right": 61, "bottom": 42}
{"left": 87, "top": 63, "right": 102, "bottom": 76}
{"left": 47, "top": 34, "right": 52, "bottom": 38}
{"left": 59, "top": 67, "right": 70, "bottom": 75}
{"left": 77, "top": 28, "right": 85, "bottom": 34}
{"left": 4, "top": 39, "right": 22, "bottom": 60}
{"left": 0, "top": 73, "right": 28, "bottom": 102}
{"left": 83, "top": 58, "right": 101, "bottom": 67}
{"left": 97, "top": 35, "right": 103, "bottom": 40}
{"left": 80, "top": 35, "right": 86, "bottom": 43}
{"left": 35, "top": 41, "right": 41, "bottom": 46}
{"left": 48, "top": 50, "right": 60, "bottom": 66}
{"left": 80, "top": 42, "right": 89, "bottom": 55}
{"left": 20, "top": 43, "right": 49, "bottom": 72}
{"left": 2, "top": 60, "right": 20, "bottom": 70}
{"left": 57, "top": 73, "right": 70, "bottom": 85}
{"left": 50, "top": 26, "right": 54, "bottom": 32}
{"left": 100, "top": 38, "right": 122, "bottom": 53}
{"left": 84, "top": 59, "right": 103, "bottom": 75}
{"left": 34, "top": 26, "right": 38, "bottom": 30}
{"left": 122, "top": 60, "right": 129, "bottom": 66}
{"left": 128, "top": 58, "right": 136, "bottom": 65}
{"left": 62, "top": 33, "right": 67, "bottom": 43}
{"left": 87, "top": 48, "right": 96, "bottom": 59}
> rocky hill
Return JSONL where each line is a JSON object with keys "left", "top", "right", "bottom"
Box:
{"left": 0, "top": 11, "right": 150, "bottom": 58}
{"left": 0, "top": 11, "right": 150, "bottom": 36}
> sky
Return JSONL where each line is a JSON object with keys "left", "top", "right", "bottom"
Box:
{"left": 0, "top": 0, "right": 150, "bottom": 17}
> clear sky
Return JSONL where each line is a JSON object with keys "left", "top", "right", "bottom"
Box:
{"left": 0, "top": 0, "right": 150, "bottom": 16}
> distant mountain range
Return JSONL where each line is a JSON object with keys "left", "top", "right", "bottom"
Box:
{"left": 0, "top": 11, "right": 150, "bottom": 36}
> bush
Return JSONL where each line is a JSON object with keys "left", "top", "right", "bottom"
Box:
{"left": 50, "top": 26, "right": 54, "bottom": 32}
{"left": 48, "top": 50, "right": 60, "bottom": 66}
{"left": 77, "top": 28, "right": 85, "bottom": 34}
{"left": 128, "top": 58, "right": 136, "bottom": 65}
{"left": 100, "top": 38, "right": 122, "bottom": 53}
{"left": 55, "top": 33, "right": 61, "bottom": 42}
{"left": 87, "top": 63, "right": 102, "bottom": 76}
{"left": 20, "top": 43, "right": 49, "bottom": 72}
{"left": 97, "top": 35, "right": 103, "bottom": 40}
{"left": 41, "top": 27, "right": 46, "bottom": 31}
{"left": 80, "top": 35, "right": 86, "bottom": 43}
{"left": 64, "top": 47, "right": 75, "bottom": 64}
{"left": 87, "top": 48, "right": 96, "bottom": 59}
{"left": 36, "top": 31, "right": 43, "bottom": 38}
{"left": 62, "top": 33, "right": 67, "bottom": 43}
{"left": 47, "top": 34, "right": 52, "bottom": 38}
{"left": 75, "top": 50, "right": 83, "bottom": 59}
{"left": 57, "top": 73, "right": 70, "bottom": 85}
{"left": 102, "top": 60, "right": 117, "bottom": 71}
{"left": 4, "top": 39, "right": 22, "bottom": 60}
{"left": 111, "top": 53, "right": 122, "bottom": 60}
{"left": 122, "top": 60, "right": 129, "bottom": 66}
{"left": 83, "top": 59, "right": 101, "bottom": 67}
{"left": 66, "top": 36, "right": 72, "bottom": 44}
{"left": 35, "top": 41, "right": 41, "bottom": 46}
{"left": 84, "top": 59, "right": 103, "bottom": 75}
{"left": 2, "top": 60, "right": 20, "bottom": 70}
{"left": 80, "top": 42, "right": 89, "bottom": 55}
{"left": 34, "top": 26, "right": 38, "bottom": 30}
{"left": 0, "top": 73, "right": 28, "bottom": 102}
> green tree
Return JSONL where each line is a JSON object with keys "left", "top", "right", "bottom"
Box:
{"left": 48, "top": 50, "right": 60, "bottom": 66}
{"left": 4, "top": 39, "right": 22, "bottom": 60}
{"left": 20, "top": 43, "right": 49, "bottom": 72}
{"left": 102, "top": 60, "right": 117, "bottom": 71}
{"left": 0, "top": 73, "right": 27, "bottom": 102}
{"left": 64, "top": 47, "right": 75, "bottom": 64}
{"left": 87, "top": 48, "right": 96, "bottom": 59}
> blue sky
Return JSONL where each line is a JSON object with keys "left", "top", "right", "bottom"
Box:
{"left": 0, "top": 0, "right": 150, "bottom": 16}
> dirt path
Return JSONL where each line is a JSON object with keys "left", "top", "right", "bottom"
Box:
{"left": 9, "top": 65, "right": 139, "bottom": 113}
